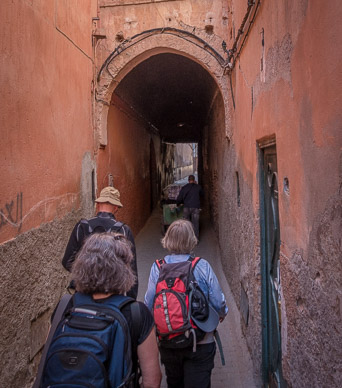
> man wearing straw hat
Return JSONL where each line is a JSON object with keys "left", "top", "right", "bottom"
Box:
{"left": 62, "top": 186, "right": 138, "bottom": 298}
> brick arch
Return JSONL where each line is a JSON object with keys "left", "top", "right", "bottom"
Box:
{"left": 95, "top": 32, "right": 231, "bottom": 146}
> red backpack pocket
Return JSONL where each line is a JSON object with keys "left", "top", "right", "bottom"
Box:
{"left": 154, "top": 289, "right": 190, "bottom": 335}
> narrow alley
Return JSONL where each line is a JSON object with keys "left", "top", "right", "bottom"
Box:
{"left": 1, "top": 1, "right": 341, "bottom": 388}
{"left": 136, "top": 208, "right": 258, "bottom": 387}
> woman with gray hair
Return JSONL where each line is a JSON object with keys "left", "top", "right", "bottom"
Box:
{"left": 71, "top": 233, "right": 161, "bottom": 388}
{"left": 72, "top": 232, "right": 136, "bottom": 296}
{"left": 144, "top": 219, "right": 228, "bottom": 388}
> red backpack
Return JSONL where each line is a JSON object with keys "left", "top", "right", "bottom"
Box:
{"left": 152, "top": 257, "right": 208, "bottom": 351}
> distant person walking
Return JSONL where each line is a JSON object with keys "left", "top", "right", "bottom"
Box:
{"left": 62, "top": 186, "right": 138, "bottom": 298}
{"left": 176, "top": 175, "right": 203, "bottom": 240}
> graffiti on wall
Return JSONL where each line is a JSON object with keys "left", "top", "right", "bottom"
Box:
{"left": 0, "top": 192, "right": 23, "bottom": 232}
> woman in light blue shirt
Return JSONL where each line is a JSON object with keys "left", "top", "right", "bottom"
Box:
{"left": 145, "top": 219, "right": 228, "bottom": 388}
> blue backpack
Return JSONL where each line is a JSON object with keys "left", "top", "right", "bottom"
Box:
{"left": 40, "top": 293, "right": 138, "bottom": 388}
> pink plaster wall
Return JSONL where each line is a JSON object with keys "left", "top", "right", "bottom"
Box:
{"left": 97, "top": 94, "right": 174, "bottom": 236}
{"left": 0, "top": 0, "right": 97, "bottom": 244}
{"left": 97, "top": 96, "right": 151, "bottom": 235}
{"left": 0, "top": 1, "right": 98, "bottom": 386}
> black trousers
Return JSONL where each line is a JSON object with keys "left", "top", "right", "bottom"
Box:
{"left": 160, "top": 342, "right": 216, "bottom": 388}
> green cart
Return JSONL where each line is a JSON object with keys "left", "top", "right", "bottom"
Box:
{"left": 161, "top": 203, "right": 184, "bottom": 234}
{"left": 160, "top": 183, "right": 184, "bottom": 234}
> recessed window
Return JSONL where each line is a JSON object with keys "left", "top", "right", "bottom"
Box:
{"left": 283, "top": 177, "right": 289, "bottom": 196}
{"left": 91, "top": 170, "right": 96, "bottom": 201}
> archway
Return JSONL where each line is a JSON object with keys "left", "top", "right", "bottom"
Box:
{"left": 95, "top": 31, "right": 229, "bottom": 235}
{"left": 95, "top": 30, "right": 231, "bottom": 147}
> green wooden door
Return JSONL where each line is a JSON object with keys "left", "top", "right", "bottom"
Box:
{"left": 259, "top": 144, "right": 285, "bottom": 387}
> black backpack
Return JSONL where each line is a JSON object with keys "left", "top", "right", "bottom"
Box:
{"left": 34, "top": 293, "right": 141, "bottom": 388}
{"left": 76, "top": 217, "right": 127, "bottom": 242}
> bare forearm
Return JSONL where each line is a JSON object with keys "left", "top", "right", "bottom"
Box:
{"left": 137, "top": 329, "right": 161, "bottom": 388}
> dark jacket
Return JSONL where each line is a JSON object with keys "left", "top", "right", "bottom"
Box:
{"left": 62, "top": 212, "right": 138, "bottom": 299}
{"left": 176, "top": 183, "right": 203, "bottom": 209}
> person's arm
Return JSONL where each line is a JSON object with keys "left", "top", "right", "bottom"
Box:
{"left": 196, "top": 260, "right": 228, "bottom": 319}
{"left": 61, "top": 222, "right": 82, "bottom": 271}
{"left": 144, "top": 263, "right": 159, "bottom": 310}
{"left": 137, "top": 328, "right": 162, "bottom": 388}
{"left": 123, "top": 225, "right": 138, "bottom": 299}
{"left": 207, "top": 264, "right": 228, "bottom": 319}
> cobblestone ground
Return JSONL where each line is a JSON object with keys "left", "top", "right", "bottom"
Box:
{"left": 136, "top": 208, "right": 257, "bottom": 388}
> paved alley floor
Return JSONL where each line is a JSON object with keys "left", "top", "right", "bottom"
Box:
{"left": 135, "top": 208, "right": 257, "bottom": 388}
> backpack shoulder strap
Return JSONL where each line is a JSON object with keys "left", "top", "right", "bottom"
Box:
{"left": 79, "top": 218, "right": 91, "bottom": 228}
{"left": 32, "top": 294, "right": 72, "bottom": 388}
{"left": 99, "top": 217, "right": 127, "bottom": 236}
{"left": 107, "top": 296, "right": 140, "bottom": 343}
{"left": 116, "top": 295, "right": 136, "bottom": 310}
{"left": 129, "top": 301, "right": 141, "bottom": 351}
{"left": 188, "top": 256, "right": 201, "bottom": 270}
{"left": 76, "top": 219, "right": 91, "bottom": 242}
{"left": 112, "top": 220, "right": 127, "bottom": 236}
{"left": 96, "top": 295, "right": 135, "bottom": 387}
{"left": 155, "top": 258, "right": 165, "bottom": 269}
{"left": 112, "top": 220, "right": 125, "bottom": 229}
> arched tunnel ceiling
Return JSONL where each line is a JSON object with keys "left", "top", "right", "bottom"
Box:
{"left": 114, "top": 53, "right": 219, "bottom": 143}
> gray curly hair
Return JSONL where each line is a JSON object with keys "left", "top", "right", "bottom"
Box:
{"left": 72, "top": 233, "right": 136, "bottom": 295}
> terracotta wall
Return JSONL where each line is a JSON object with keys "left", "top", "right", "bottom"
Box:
{"left": 205, "top": 0, "right": 342, "bottom": 386}
{"left": 0, "top": 1, "right": 98, "bottom": 386}
{"left": 96, "top": 0, "right": 229, "bottom": 67}
{"left": 0, "top": 0, "right": 98, "bottom": 244}
{"left": 97, "top": 94, "right": 174, "bottom": 235}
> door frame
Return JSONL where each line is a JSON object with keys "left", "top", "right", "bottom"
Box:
{"left": 258, "top": 137, "right": 284, "bottom": 387}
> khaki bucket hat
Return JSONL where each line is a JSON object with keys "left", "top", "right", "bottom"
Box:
{"left": 95, "top": 186, "right": 123, "bottom": 208}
